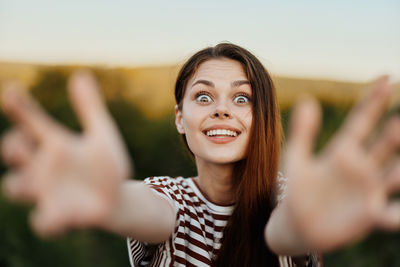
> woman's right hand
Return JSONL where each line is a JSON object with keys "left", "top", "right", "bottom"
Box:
{"left": 1, "top": 71, "right": 132, "bottom": 237}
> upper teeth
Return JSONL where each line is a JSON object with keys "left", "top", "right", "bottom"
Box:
{"left": 206, "top": 129, "right": 238, "bottom": 137}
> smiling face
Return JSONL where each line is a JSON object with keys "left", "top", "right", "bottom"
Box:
{"left": 175, "top": 58, "right": 253, "bottom": 165}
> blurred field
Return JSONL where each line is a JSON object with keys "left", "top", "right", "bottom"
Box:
{"left": 0, "top": 62, "right": 399, "bottom": 267}
{"left": 1, "top": 62, "right": 398, "bottom": 118}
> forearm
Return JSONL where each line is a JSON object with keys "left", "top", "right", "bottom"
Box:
{"left": 100, "top": 180, "right": 176, "bottom": 243}
{"left": 265, "top": 202, "right": 311, "bottom": 256}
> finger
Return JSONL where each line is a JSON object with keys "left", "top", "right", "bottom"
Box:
{"left": 30, "top": 197, "right": 67, "bottom": 237}
{"left": 2, "top": 149, "right": 47, "bottom": 203}
{"left": 2, "top": 171, "right": 37, "bottom": 203}
{"left": 341, "top": 76, "right": 392, "bottom": 143}
{"left": 1, "top": 127, "right": 35, "bottom": 167}
{"left": 287, "top": 96, "right": 321, "bottom": 160}
{"left": 1, "top": 82, "right": 63, "bottom": 142}
{"left": 376, "top": 201, "right": 400, "bottom": 231}
{"left": 369, "top": 116, "right": 400, "bottom": 166}
{"left": 384, "top": 161, "right": 400, "bottom": 195}
{"left": 29, "top": 189, "right": 97, "bottom": 236}
{"left": 68, "top": 70, "right": 114, "bottom": 134}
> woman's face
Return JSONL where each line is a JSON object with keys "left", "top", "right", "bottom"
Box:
{"left": 175, "top": 58, "right": 253, "bottom": 165}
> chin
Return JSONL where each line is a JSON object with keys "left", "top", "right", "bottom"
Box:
{"left": 212, "top": 159, "right": 238, "bottom": 165}
{"left": 196, "top": 153, "right": 246, "bottom": 166}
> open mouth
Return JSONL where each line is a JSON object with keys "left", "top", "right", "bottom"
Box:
{"left": 204, "top": 129, "right": 240, "bottom": 137}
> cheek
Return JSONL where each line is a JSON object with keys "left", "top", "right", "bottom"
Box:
{"left": 182, "top": 119, "right": 202, "bottom": 154}
{"left": 245, "top": 110, "right": 253, "bottom": 126}
{"left": 234, "top": 107, "right": 253, "bottom": 128}
{"left": 181, "top": 103, "right": 210, "bottom": 132}
{"left": 181, "top": 111, "right": 200, "bottom": 136}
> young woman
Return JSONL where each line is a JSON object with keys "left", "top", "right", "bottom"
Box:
{"left": 1, "top": 43, "right": 399, "bottom": 267}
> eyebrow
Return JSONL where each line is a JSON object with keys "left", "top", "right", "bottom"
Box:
{"left": 232, "top": 80, "right": 250, "bottom": 87}
{"left": 191, "top": 79, "right": 250, "bottom": 88}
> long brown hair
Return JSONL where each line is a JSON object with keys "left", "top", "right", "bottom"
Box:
{"left": 175, "top": 43, "right": 282, "bottom": 266}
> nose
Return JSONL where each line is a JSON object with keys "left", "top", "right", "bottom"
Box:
{"left": 210, "top": 104, "right": 232, "bottom": 119}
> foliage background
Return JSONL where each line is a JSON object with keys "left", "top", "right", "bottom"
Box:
{"left": 0, "top": 67, "right": 399, "bottom": 267}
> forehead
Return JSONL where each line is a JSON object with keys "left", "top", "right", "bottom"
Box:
{"left": 189, "top": 58, "right": 248, "bottom": 85}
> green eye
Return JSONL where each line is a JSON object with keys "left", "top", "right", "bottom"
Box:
{"left": 196, "top": 94, "right": 212, "bottom": 103}
{"left": 234, "top": 95, "right": 249, "bottom": 104}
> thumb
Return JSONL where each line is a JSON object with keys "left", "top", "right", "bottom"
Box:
{"left": 376, "top": 201, "right": 400, "bottom": 231}
{"left": 30, "top": 199, "right": 67, "bottom": 237}
{"left": 67, "top": 70, "right": 114, "bottom": 134}
{"left": 287, "top": 96, "right": 321, "bottom": 160}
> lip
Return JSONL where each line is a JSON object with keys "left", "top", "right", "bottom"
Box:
{"left": 202, "top": 125, "right": 241, "bottom": 144}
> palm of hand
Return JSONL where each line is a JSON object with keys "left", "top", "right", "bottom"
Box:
{"left": 1, "top": 72, "right": 131, "bottom": 236}
{"left": 284, "top": 77, "right": 400, "bottom": 252}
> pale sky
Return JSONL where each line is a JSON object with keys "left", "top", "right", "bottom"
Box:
{"left": 0, "top": 0, "right": 399, "bottom": 82}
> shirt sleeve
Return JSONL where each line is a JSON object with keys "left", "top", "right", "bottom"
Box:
{"left": 127, "top": 176, "right": 182, "bottom": 267}
{"left": 277, "top": 171, "right": 288, "bottom": 204}
{"left": 143, "top": 176, "right": 182, "bottom": 215}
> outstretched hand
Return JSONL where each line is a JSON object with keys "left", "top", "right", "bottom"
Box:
{"left": 1, "top": 71, "right": 131, "bottom": 236}
{"left": 283, "top": 76, "right": 400, "bottom": 252}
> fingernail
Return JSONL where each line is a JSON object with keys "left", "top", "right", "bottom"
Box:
{"left": 374, "top": 76, "right": 392, "bottom": 96}
{"left": 2, "top": 88, "right": 27, "bottom": 112}
{"left": 298, "top": 96, "right": 319, "bottom": 118}
{"left": 71, "top": 69, "right": 95, "bottom": 85}
{"left": 30, "top": 209, "right": 46, "bottom": 237}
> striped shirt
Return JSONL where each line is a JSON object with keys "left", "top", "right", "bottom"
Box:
{"left": 127, "top": 176, "right": 320, "bottom": 267}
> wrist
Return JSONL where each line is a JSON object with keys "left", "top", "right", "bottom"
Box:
{"left": 265, "top": 202, "right": 312, "bottom": 256}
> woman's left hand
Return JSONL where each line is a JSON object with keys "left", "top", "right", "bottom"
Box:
{"left": 281, "top": 76, "right": 399, "bottom": 253}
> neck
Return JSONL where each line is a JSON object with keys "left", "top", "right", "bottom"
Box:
{"left": 195, "top": 158, "right": 235, "bottom": 206}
